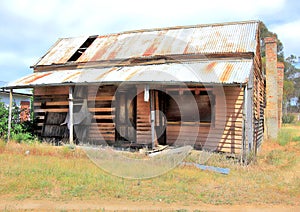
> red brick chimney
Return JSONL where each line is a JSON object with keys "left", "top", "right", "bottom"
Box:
{"left": 265, "top": 37, "right": 278, "bottom": 139}
{"left": 277, "top": 62, "right": 284, "bottom": 128}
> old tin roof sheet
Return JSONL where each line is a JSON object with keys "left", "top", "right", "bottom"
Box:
{"left": 7, "top": 60, "right": 252, "bottom": 88}
{"left": 36, "top": 21, "right": 259, "bottom": 66}
{"left": 36, "top": 36, "right": 89, "bottom": 66}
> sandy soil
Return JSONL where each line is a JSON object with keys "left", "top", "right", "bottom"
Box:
{"left": 1, "top": 199, "right": 299, "bottom": 211}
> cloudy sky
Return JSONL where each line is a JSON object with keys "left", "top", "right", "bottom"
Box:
{"left": 0, "top": 0, "right": 300, "bottom": 84}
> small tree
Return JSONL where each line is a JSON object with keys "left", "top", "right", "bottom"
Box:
{"left": 0, "top": 101, "right": 8, "bottom": 137}
{"left": 0, "top": 99, "right": 36, "bottom": 142}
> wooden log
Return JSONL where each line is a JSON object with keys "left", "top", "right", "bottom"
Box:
{"left": 34, "top": 108, "right": 69, "bottom": 113}
{"left": 93, "top": 115, "right": 115, "bottom": 120}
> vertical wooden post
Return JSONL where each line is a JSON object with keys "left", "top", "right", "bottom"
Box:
{"left": 69, "top": 86, "right": 74, "bottom": 145}
{"left": 150, "top": 89, "right": 155, "bottom": 150}
{"left": 7, "top": 89, "right": 13, "bottom": 143}
{"left": 242, "top": 85, "right": 247, "bottom": 164}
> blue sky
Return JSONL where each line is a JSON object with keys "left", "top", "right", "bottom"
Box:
{"left": 1, "top": 0, "right": 300, "bottom": 84}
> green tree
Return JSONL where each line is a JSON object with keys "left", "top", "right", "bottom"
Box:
{"left": 285, "top": 55, "right": 299, "bottom": 79}
{"left": 260, "top": 22, "right": 300, "bottom": 111}
{"left": 283, "top": 80, "right": 295, "bottom": 113}
{"left": 260, "top": 22, "right": 284, "bottom": 62}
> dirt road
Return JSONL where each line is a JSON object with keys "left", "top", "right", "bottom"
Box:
{"left": 1, "top": 199, "right": 299, "bottom": 211}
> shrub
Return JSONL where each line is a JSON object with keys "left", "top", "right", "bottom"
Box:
{"left": 0, "top": 99, "right": 37, "bottom": 143}
{"left": 11, "top": 132, "right": 35, "bottom": 144}
{"left": 0, "top": 102, "right": 8, "bottom": 137}
{"left": 282, "top": 113, "right": 295, "bottom": 124}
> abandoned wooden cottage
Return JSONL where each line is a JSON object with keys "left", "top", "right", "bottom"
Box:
{"left": 6, "top": 20, "right": 265, "bottom": 158}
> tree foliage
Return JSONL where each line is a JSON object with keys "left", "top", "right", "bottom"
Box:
{"left": 260, "top": 22, "right": 284, "bottom": 62}
{"left": 0, "top": 100, "right": 36, "bottom": 142}
{"left": 260, "top": 22, "right": 300, "bottom": 112}
{"left": 283, "top": 80, "right": 295, "bottom": 103}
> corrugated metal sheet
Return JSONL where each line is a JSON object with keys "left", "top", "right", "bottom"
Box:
{"left": 35, "top": 21, "right": 259, "bottom": 66}
{"left": 7, "top": 60, "right": 252, "bottom": 88}
{"left": 36, "top": 36, "right": 89, "bottom": 66}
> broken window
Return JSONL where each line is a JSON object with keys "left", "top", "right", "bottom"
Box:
{"left": 67, "top": 35, "right": 97, "bottom": 62}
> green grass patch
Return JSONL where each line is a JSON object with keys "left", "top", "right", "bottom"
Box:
{"left": 277, "top": 127, "right": 300, "bottom": 146}
{"left": 292, "top": 136, "right": 300, "bottom": 142}
{"left": 278, "top": 128, "right": 294, "bottom": 146}
{"left": 0, "top": 127, "right": 300, "bottom": 207}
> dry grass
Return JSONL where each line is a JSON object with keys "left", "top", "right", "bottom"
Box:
{"left": 0, "top": 125, "right": 300, "bottom": 207}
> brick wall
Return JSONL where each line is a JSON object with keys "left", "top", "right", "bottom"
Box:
{"left": 277, "top": 62, "right": 284, "bottom": 129}
{"left": 265, "top": 37, "right": 278, "bottom": 139}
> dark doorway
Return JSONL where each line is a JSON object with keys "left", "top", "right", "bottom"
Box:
{"left": 153, "top": 90, "right": 167, "bottom": 145}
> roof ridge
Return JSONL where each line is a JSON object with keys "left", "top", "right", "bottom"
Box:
{"left": 62, "top": 20, "right": 260, "bottom": 39}
{"left": 117, "top": 20, "right": 260, "bottom": 36}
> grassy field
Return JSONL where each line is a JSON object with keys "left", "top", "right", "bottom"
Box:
{"left": 0, "top": 124, "right": 300, "bottom": 210}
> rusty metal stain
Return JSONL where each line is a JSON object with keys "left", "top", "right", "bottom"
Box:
{"left": 107, "top": 50, "right": 118, "bottom": 60}
{"left": 206, "top": 61, "right": 217, "bottom": 72}
{"left": 142, "top": 31, "right": 166, "bottom": 56}
{"left": 62, "top": 71, "right": 81, "bottom": 82}
{"left": 23, "top": 72, "right": 52, "bottom": 84}
{"left": 14, "top": 74, "right": 37, "bottom": 85}
{"left": 90, "top": 35, "right": 119, "bottom": 61}
{"left": 220, "top": 64, "right": 234, "bottom": 82}
{"left": 143, "top": 43, "right": 158, "bottom": 56}
{"left": 183, "top": 43, "right": 190, "bottom": 54}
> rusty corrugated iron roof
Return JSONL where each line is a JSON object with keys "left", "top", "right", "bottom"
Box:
{"left": 36, "top": 36, "right": 89, "bottom": 66}
{"left": 35, "top": 21, "right": 259, "bottom": 66}
{"left": 7, "top": 60, "right": 252, "bottom": 88}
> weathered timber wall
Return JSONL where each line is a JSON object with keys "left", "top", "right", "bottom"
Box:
{"left": 166, "top": 86, "right": 244, "bottom": 154}
{"left": 253, "top": 46, "right": 265, "bottom": 152}
{"left": 34, "top": 86, "right": 69, "bottom": 137}
{"left": 34, "top": 85, "right": 245, "bottom": 154}
{"left": 87, "top": 85, "right": 116, "bottom": 145}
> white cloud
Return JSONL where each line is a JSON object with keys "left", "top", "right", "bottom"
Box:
{"left": 0, "top": 52, "right": 17, "bottom": 63}
{"left": 1, "top": 0, "right": 300, "bottom": 83}
{"left": 270, "top": 19, "right": 300, "bottom": 57}
{"left": 1, "top": 0, "right": 286, "bottom": 30}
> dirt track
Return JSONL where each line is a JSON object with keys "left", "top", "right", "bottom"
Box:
{"left": 1, "top": 199, "right": 299, "bottom": 211}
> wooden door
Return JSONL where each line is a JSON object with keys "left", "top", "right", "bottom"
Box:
{"left": 115, "top": 88, "right": 137, "bottom": 142}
